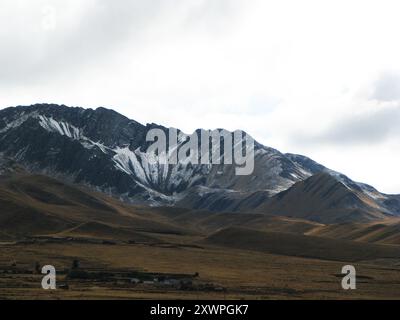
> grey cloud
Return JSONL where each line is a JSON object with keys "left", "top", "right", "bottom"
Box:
{"left": 371, "top": 72, "right": 400, "bottom": 102}
{"left": 293, "top": 106, "right": 400, "bottom": 147}
{"left": 0, "top": 1, "right": 241, "bottom": 87}
{"left": 0, "top": 0, "right": 167, "bottom": 85}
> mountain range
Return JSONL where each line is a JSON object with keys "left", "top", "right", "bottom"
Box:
{"left": 0, "top": 103, "right": 399, "bottom": 224}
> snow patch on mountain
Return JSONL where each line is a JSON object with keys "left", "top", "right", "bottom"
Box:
{"left": 0, "top": 111, "right": 38, "bottom": 134}
{"left": 112, "top": 145, "right": 211, "bottom": 194}
{"left": 38, "top": 115, "right": 81, "bottom": 139}
{"left": 36, "top": 115, "right": 110, "bottom": 154}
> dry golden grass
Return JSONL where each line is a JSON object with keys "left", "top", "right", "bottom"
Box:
{"left": 1, "top": 240, "right": 400, "bottom": 300}
{"left": 1, "top": 173, "right": 400, "bottom": 300}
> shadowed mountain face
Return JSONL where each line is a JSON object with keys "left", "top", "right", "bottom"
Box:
{"left": 255, "top": 173, "right": 389, "bottom": 223}
{"left": 0, "top": 165, "right": 186, "bottom": 241}
{"left": 0, "top": 104, "right": 398, "bottom": 223}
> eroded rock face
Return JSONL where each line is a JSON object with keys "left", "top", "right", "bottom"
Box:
{"left": 0, "top": 103, "right": 398, "bottom": 220}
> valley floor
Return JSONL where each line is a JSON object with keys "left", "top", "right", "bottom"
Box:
{"left": 1, "top": 239, "right": 400, "bottom": 299}
{"left": 1, "top": 172, "right": 400, "bottom": 300}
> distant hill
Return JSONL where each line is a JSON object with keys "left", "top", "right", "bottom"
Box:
{"left": 0, "top": 166, "right": 186, "bottom": 241}
{"left": 254, "top": 173, "right": 389, "bottom": 223}
{"left": 306, "top": 220, "right": 400, "bottom": 245}
{"left": 205, "top": 227, "right": 400, "bottom": 262}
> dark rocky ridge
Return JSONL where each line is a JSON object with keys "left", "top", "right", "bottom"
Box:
{"left": 0, "top": 103, "right": 398, "bottom": 223}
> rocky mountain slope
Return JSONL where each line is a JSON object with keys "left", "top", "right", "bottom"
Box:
{"left": 0, "top": 103, "right": 398, "bottom": 223}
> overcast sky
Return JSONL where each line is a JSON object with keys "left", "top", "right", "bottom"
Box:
{"left": 1, "top": 0, "right": 400, "bottom": 193}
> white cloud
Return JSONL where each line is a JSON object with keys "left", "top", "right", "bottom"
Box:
{"left": 1, "top": 0, "right": 400, "bottom": 193}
